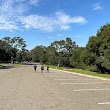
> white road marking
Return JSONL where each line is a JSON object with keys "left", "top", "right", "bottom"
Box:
{"left": 73, "top": 88, "right": 110, "bottom": 92}
{"left": 61, "top": 82, "right": 109, "bottom": 85}
{"left": 54, "top": 79, "right": 93, "bottom": 80}
{"left": 98, "top": 102, "right": 110, "bottom": 105}
{"left": 47, "top": 76, "right": 78, "bottom": 77}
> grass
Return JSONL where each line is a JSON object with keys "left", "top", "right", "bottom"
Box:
{"left": 0, "top": 63, "right": 7, "bottom": 66}
{"left": 13, "top": 64, "right": 22, "bottom": 68}
{"left": 49, "top": 65, "right": 110, "bottom": 79}
{"left": 0, "top": 63, "right": 22, "bottom": 68}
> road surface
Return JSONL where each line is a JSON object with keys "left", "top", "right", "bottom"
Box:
{"left": 0, "top": 65, "right": 110, "bottom": 110}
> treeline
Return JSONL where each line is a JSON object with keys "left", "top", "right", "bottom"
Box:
{"left": 31, "top": 24, "right": 110, "bottom": 74}
{"left": 0, "top": 37, "right": 31, "bottom": 63}
{"left": 0, "top": 23, "right": 110, "bottom": 73}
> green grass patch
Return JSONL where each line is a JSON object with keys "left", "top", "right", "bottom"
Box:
{"left": 0, "top": 63, "right": 9, "bottom": 68}
{"left": 0, "top": 63, "right": 7, "bottom": 66}
{"left": 13, "top": 64, "right": 22, "bottom": 68}
{"left": 0, "top": 63, "right": 22, "bottom": 68}
{"left": 68, "top": 68, "right": 110, "bottom": 78}
{"left": 49, "top": 65, "right": 63, "bottom": 70}
{"left": 49, "top": 65, "right": 110, "bottom": 78}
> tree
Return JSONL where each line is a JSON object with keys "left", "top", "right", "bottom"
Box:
{"left": 2, "top": 37, "right": 27, "bottom": 51}
{"left": 95, "top": 24, "right": 110, "bottom": 73}
{"left": 16, "top": 50, "right": 31, "bottom": 62}
{"left": 64, "top": 37, "right": 77, "bottom": 67}
{"left": 30, "top": 45, "right": 46, "bottom": 63}
{"left": 71, "top": 47, "right": 84, "bottom": 69}
{"left": 0, "top": 40, "right": 12, "bottom": 62}
{"left": 50, "top": 37, "right": 77, "bottom": 67}
{"left": 1, "top": 37, "right": 27, "bottom": 63}
{"left": 81, "top": 24, "right": 110, "bottom": 73}
{"left": 44, "top": 46, "right": 57, "bottom": 65}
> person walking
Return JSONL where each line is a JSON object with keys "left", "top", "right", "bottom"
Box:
{"left": 41, "top": 65, "right": 44, "bottom": 73}
{"left": 47, "top": 66, "right": 49, "bottom": 73}
{"left": 34, "top": 64, "right": 37, "bottom": 72}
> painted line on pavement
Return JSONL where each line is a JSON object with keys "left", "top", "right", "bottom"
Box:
{"left": 61, "top": 82, "right": 110, "bottom": 85}
{"left": 51, "top": 68, "right": 110, "bottom": 81}
{"left": 54, "top": 79, "right": 94, "bottom": 81}
{"left": 47, "top": 76, "right": 79, "bottom": 78}
{"left": 98, "top": 102, "right": 110, "bottom": 105}
{"left": 73, "top": 88, "right": 110, "bottom": 92}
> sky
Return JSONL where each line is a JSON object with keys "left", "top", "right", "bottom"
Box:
{"left": 0, "top": 0, "right": 110, "bottom": 50}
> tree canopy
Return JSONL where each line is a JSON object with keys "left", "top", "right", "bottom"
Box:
{"left": 0, "top": 23, "right": 110, "bottom": 74}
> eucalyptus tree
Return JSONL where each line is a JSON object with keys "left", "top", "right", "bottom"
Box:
{"left": 50, "top": 37, "right": 77, "bottom": 67}
{"left": 16, "top": 49, "right": 31, "bottom": 62}
{"left": 51, "top": 40, "right": 65, "bottom": 66}
{"left": 0, "top": 40, "right": 12, "bottom": 62}
{"left": 64, "top": 37, "right": 77, "bottom": 67}
{"left": 45, "top": 46, "right": 58, "bottom": 65}
{"left": 1, "top": 37, "right": 27, "bottom": 63}
{"left": 30, "top": 45, "right": 46, "bottom": 63}
{"left": 2, "top": 37, "right": 27, "bottom": 51}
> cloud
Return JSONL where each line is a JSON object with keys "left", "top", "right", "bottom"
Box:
{"left": 29, "top": 0, "right": 39, "bottom": 6}
{"left": 0, "top": 0, "right": 39, "bottom": 16}
{"left": 56, "top": 11, "right": 87, "bottom": 25}
{"left": 0, "top": 1, "right": 87, "bottom": 31}
{"left": 19, "top": 15, "right": 55, "bottom": 31}
{"left": 19, "top": 11, "right": 87, "bottom": 32}
{"left": 55, "top": 11, "right": 87, "bottom": 30}
{"left": 0, "top": 16, "right": 19, "bottom": 31}
{"left": 92, "top": 3, "right": 103, "bottom": 11}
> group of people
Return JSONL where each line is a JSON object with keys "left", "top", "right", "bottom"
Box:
{"left": 33, "top": 64, "right": 49, "bottom": 73}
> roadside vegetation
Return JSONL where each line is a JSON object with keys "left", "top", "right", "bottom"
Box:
{"left": 0, "top": 63, "right": 22, "bottom": 69}
{"left": 31, "top": 23, "right": 110, "bottom": 74}
{"left": 0, "top": 63, "right": 5, "bottom": 66}
{"left": 0, "top": 23, "right": 110, "bottom": 76}
{"left": 13, "top": 64, "right": 22, "bottom": 68}
{"left": 49, "top": 65, "right": 110, "bottom": 78}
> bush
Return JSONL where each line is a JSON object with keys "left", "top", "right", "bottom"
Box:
{"left": 86, "top": 65, "right": 97, "bottom": 72}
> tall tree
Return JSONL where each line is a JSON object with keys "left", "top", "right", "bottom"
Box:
{"left": 30, "top": 45, "right": 46, "bottom": 63}
{"left": 2, "top": 37, "right": 27, "bottom": 51}
{"left": 96, "top": 24, "right": 110, "bottom": 73}
{"left": 1, "top": 37, "right": 27, "bottom": 63}
{"left": 0, "top": 40, "right": 12, "bottom": 62}
{"left": 51, "top": 37, "right": 76, "bottom": 67}
{"left": 71, "top": 47, "right": 84, "bottom": 69}
{"left": 81, "top": 24, "right": 110, "bottom": 73}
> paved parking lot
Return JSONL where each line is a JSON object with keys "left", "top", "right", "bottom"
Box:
{"left": 0, "top": 65, "right": 110, "bottom": 110}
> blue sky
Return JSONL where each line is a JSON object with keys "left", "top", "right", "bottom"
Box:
{"left": 0, "top": 0, "right": 110, "bottom": 50}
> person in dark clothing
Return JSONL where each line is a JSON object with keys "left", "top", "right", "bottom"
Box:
{"left": 47, "top": 66, "right": 49, "bottom": 73}
{"left": 41, "top": 65, "right": 44, "bottom": 73}
{"left": 34, "top": 64, "right": 37, "bottom": 72}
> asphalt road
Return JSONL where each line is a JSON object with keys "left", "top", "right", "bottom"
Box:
{"left": 0, "top": 65, "right": 110, "bottom": 110}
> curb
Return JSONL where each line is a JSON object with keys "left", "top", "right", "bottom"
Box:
{"left": 50, "top": 68, "right": 110, "bottom": 81}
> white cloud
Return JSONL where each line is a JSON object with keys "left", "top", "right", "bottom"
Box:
{"left": 29, "top": 0, "right": 39, "bottom": 6}
{"left": 56, "top": 11, "right": 87, "bottom": 25}
{"left": 0, "top": 0, "right": 39, "bottom": 16}
{"left": 19, "top": 11, "right": 87, "bottom": 32}
{"left": 92, "top": 3, "right": 103, "bottom": 11}
{"left": 0, "top": 16, "right": 19, "bottom": 30}
{"left": 0, "top": 0, "right": 87, "bottom": 32}
{"left": 19, "top": 15, "right": 54, "bottom": 31}
{"left": 0, "top": 0, "right": 25, "bottom": 17}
